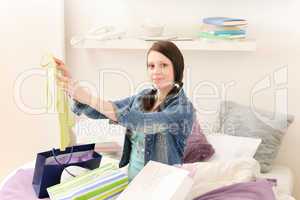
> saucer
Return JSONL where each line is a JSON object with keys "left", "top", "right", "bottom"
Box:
{"left": 138, "top": 35, "right": 178, "bottom": 41}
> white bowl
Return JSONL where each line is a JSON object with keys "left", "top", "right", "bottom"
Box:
{"left": 142, "top": 25, "right": 164, "bottom": 37}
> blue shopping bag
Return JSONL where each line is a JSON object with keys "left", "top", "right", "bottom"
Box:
{"left": 32, "top": 143, "right": 102, "bottom": 198}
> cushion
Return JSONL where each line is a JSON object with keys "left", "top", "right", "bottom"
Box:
{"left": 219, "top": 101, "right": 294, "bottom": 172}
{"left": 206, "top": 134, "right": 261, "bottom": 161}
{"left": 191, "top": 97, "right": 221, "bottom": 135}
{"left": 183, "top": 119, "right": 215, "bottom": 163}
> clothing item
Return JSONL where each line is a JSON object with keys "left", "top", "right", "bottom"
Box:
{"left": 128, "top": 131, "right": 145, "bottom": 181}
{"left": 72, "top": 87, "right": 196, "bottom": 167}
{"left": 182, "top": 120, "right": 215, "bottom": 163}
{"left": 41, "top": 54, "right": 74, "bottom": 150}
{"left": 194, "top": 179, "right": 276, "bottom": 200}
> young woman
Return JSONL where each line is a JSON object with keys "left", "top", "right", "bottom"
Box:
{"left": 55, "top": 40, "right": 196, "bottom": 181}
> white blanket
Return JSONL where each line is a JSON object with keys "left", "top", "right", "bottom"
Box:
{"left": 178, "top": 158, "right": 294, "bottom": 200}
{"left": 181, "top": 158, "right": 260, "bottom": 199}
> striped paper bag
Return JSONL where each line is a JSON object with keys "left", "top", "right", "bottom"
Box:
{"left": 47, "top": 163, "right": 128, "bottom": 200}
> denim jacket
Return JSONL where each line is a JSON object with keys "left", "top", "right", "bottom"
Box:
{"left": 72, "top": 87, "right": 196, "bottom": 168}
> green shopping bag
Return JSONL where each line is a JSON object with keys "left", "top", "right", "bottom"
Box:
{"left": 47, "top": 163, "right": 128, "bottom": 200}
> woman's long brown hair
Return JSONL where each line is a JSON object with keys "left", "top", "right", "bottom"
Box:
{"left": 142, "top": 41, "right": 184, "bottom": 111}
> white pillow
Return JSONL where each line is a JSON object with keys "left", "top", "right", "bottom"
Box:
{"left": 191, "top": 99, "right": 221, "bottom": 135}
{"left": 206, "top": 134, "right": 262, "bottom": 161}
{"left": 184, "top": 158, "right": 260, "bottom": 199}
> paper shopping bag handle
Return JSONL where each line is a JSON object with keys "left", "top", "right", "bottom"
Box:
{"left": 51, "top": 146, "right": 74, "bottom": 165}
{"left": 51, "top": 147, "right": 76, "bottom": 177}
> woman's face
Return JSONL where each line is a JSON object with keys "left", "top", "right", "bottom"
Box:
{"left": 147, "top": 50, "right": 175, "bottom": 90}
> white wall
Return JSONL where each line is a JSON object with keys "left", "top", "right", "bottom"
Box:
{"left": 0, "top": 0, "right": 64, "bottom": 181}
{"left": 65, "top": 0, "right": 300, "bottom": 198}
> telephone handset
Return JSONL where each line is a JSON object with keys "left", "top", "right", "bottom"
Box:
{"left": 86, "top": 25, "right": 115, "bottom": 35}
{"left": 70, "top": 25, "right": 126, "bottom": 46}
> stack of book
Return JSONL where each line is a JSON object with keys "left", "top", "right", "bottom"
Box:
{"left": 199, "top": 17, "right": 248, "bottom": 40}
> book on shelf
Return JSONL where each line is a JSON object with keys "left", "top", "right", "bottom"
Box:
{"left": 213, "top": 30, "right": 246, "bottom": 36}
{"left": 201, "top": 23, "right": 247, "bottom": 31}
{"left": 198, "top": 32, "right": 246, "bottom": 40}
{"left": 203, "top": 17, "right": 248, "bottom": 26}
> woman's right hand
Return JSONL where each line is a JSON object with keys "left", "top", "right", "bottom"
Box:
{"left": 53, "top": 57, "right": 72, "bottom": 79}
{"left": 53, "top": 57, "right": 119, "bottom": 121}
{"left": 53, "top": 57, "right": 93, "bottom": 105}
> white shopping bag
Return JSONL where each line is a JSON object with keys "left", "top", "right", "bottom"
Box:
{"left": 116, "top": 161, "right": 193, "bottom": 200}
{"left": 72, "top": 118, "right": 125, "bottom": 154}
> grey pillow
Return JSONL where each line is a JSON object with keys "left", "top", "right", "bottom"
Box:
{"left": 219, "top": 101, "right": 294, "bottom": 173}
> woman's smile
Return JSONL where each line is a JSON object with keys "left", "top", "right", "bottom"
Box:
{"left": 152, "top": 76, "right": 164, "bottom": 82}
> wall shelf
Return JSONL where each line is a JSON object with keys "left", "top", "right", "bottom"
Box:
{"left": 73, "top": 38, "right": 256, "bottom": 52}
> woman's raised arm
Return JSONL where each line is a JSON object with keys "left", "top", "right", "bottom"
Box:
{"left": 54, "top": 57, "right": 118, "bottom": 121}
